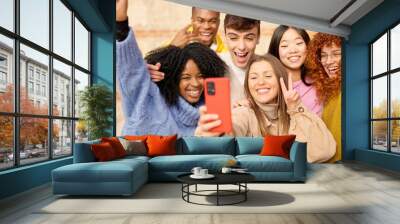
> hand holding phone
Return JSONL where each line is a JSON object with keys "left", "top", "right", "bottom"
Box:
{"left": 204, "top": 78, "right": 232, "bottom": 133}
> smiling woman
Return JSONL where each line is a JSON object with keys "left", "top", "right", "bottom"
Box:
{"left": 268, "top": 26, "right": 323, "bottom": 117}
{"left": 116, "top": 0, "right": 227, "bottom": 137}
{"left": 144, "top": 42, "right": 226, "bottom": 107}
{"left": 306, "top": 33, "right": 343, "bottom": 162}
{"left": 195, "top": 54, "right": 336, "bottom": 163}
{"left": 117, "top": 30, "right": 226, "bottom": 137}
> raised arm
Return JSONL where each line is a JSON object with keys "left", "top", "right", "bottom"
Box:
{"left": 116, "top": 0, "right": 162, "bottom": 122}
{"left": 287, "top": 104, "right": 336, "bottom": 163}
{"left": 281, "top": 74, "right": 336, "bottom": 163}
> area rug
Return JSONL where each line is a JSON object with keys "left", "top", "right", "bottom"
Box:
{"left": 37, "top": 183, "right": 361, "bottom": 214}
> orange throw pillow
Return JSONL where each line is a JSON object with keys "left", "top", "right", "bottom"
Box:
{"left": 91, "top": 142, "right": 117, "bottom": 161}
{"left": 260, "top": 135, "right": 296, "bottom": 159}
{"left": 101, "top": 137, "right": 126, "bottom": 158}
{"left": 146, "top": 135, "right": 177, "bottom": 157}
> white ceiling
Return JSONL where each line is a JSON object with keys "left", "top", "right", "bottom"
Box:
{"left": 228, "top": 0, "right": 352, "bottom": 22}
{"left": 166, "top": 0, "right": 384, "bottom": 38}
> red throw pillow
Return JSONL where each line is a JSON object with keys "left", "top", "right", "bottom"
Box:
{"left": 260, "top": 135, "right": 296, "bottom": 159}
{"left": 91, "top": 142, "right": 117, "bottom": 161}
{"left": 101, "top": 137, "right": 126, "bottom": 158}
{"left": 146, "top": 135, "right": 177, "bottom": 157}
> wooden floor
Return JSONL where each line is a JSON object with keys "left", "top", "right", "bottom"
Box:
{"left": 1, "top": 162, "right": 400, "bottom": 224}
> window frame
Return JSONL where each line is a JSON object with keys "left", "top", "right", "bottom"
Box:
{"left": 370, "top": 20, "right": 400, "bottom": 154}
{"left": 0, "top": 0, "right": 92, "bottom": 171}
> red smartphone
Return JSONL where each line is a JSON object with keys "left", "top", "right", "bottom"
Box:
{"left": 204, "top": 77, "right": 232, "bottom": 133}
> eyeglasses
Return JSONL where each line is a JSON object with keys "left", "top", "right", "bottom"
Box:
{"left": 320, "top": 52, "right": 341, "bottom": 63}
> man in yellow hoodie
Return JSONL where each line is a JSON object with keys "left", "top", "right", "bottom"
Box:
{"left": 170, "top": 7, "right": 226, "bottom": 52}
{"left": 148, "top": 7, "right": 227, "bottom": 81}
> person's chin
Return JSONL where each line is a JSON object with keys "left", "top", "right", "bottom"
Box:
{"left": 185, "top": 96, "right": 200, "bottom": 104}
{"left": 200, "top": 37, "right": 213, "bottom": 46}
{"left": 233, "top": 57, "right": 249, "bottom": 69}
{"left": 286, "top": 63, "right": 302, "bottom": 70}
{"left": 254, "top": 94, "right": 275, "bottom": 104}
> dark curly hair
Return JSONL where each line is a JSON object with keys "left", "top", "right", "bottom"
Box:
{"left": 305, "top": 33, "right": 342, "bottom": 104}
{"left": 145, "top": 43, "right": 227, "bottom": 106}
{"left": 268, "top": 25, "right": 311, "bottom": 85}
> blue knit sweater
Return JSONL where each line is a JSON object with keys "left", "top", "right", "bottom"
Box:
{"left": 116, "top": 29, "right": 201, "bottom": 137}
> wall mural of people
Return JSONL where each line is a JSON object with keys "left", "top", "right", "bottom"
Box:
{"left": 116, "top": 0, "right": 342, "bottom": 163}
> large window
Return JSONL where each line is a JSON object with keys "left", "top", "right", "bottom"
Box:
{"left": 0, "top": 0, "right": 91, "bottom": 171}
{"left": 370, "top": 23, "right": 400, "bottom": 154}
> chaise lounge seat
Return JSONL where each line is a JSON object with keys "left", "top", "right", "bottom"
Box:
{"left": 52, "top": 142, "right": 149, "bottom": 196}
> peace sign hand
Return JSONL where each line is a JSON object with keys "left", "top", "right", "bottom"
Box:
{"left": 279, "top": 73, "right": 301, "bottom": 111}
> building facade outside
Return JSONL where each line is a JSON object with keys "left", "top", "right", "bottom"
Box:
{"left": 0, "top": 41, "right": 78, "bottom": 168}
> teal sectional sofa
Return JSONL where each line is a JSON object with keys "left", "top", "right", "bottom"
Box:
{"left": 52, "top": 137, "right": 307, "bottom": 196}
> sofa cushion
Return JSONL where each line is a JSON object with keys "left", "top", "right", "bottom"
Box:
{"left": 74, "top": 140, "right": 100, "bottom": 163}
{"left": 115, "top": 155, "right": 150, "bottom": 164}
{"left": 236, "top": 137, "right": 264, "bottom": 155}
{"left": 52, "top": 159, "right": 147, "bottom": 183}
{"left": 236, "top": 155, "right": 293, "bottom": 172}
{"left": 148, "top": 154, "right": 235, "bottom": 172}
{"left": 177, "top": 137, "right": 235, "bottom": 155}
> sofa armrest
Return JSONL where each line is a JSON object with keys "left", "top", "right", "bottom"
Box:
{"left": 289, "top": 141, "right": 307, "bottom": 181}
{"left": 73, "top": 140, "right": 100, "bottom": 163}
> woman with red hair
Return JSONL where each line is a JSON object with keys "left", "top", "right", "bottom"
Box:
{"left": 306, "top": 33, "right": 342, "bottom": 162}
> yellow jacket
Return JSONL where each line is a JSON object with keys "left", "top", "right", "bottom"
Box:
{"left": 323, "top": 93, "right": 342, "bottom": 163}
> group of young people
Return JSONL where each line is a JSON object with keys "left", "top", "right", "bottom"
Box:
{"left": 116, "top": 0, "right": 342, "bottom": 163}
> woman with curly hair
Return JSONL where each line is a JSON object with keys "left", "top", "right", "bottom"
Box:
{"left": 117, "top": 23, "right": 227, "bottom": 137}
{"left": 306, "top": 33, "right": 342, "bottom": 162}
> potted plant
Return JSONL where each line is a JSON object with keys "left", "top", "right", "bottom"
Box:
{"left": 79, "top": 84, "right": 113, "bottom": 140}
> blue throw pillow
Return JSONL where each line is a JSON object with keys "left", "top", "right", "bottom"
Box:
{"left": 236, "top": 137, "right": 264, "bottom": 155}
{"left": 178, "top": 137, "right": 235, "bottom": 155}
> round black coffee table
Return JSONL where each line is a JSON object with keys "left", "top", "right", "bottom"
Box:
{"left": 177, "top": 173, "right": 255, "bottom": 206}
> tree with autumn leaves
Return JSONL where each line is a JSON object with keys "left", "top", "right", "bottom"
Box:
{"left": 372, "top": 99, "right": 400, "bottom": 144}
{"left": 0, "top": 85, "right": 59, "bottom": 151}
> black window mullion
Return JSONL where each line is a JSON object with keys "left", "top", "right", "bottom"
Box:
{"left": 74, "top": 64, "right": 90, "bottom": 74}
{"left": 370, "top": 45, "right": 373, "bottom": 149}
{"left": 13, "top": 0, "right": 20, "bottom": 167}
{"left": 71, "top": 10, "right": 76, "bottom": 154}
{"left": 49, "top": 0, "right": 54, "bottom": 160}
{"left": 88, "top": 31, "right": 92, "bottom": 85}
{"left": 387, "top": 29, "right": 391, "bottom": 152}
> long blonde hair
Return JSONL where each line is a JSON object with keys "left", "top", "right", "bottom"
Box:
{"left": 244, "top": 54, "right": 290, "bottom": 136}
